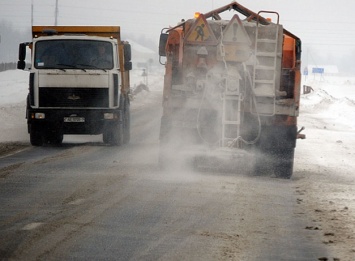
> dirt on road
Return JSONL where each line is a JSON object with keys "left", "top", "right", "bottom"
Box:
{"left": 0, "top": 142, "right": 28, "bottom": 158}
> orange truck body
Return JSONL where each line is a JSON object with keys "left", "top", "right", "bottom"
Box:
{"left": 158, "top": 1, "right": 303, "bottom": 178}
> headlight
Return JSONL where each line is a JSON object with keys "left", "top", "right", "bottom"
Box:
{"left": 104, "top": 113, "right": 114, "bottom": 120}
{"left": 33, "top": 112, "right": 45, "bottom": 119}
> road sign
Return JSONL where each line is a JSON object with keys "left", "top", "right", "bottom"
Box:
{"left": 221, "top": 14, "right": 251, "bottom": 45}
{"left": 312, "top": 67, "right": 324, "bottom": 74}
{"left": 184, "top": 14, "right": 218, "bottom": 45}
{"left": 303, "top": 67, "right": 308, "bottom": 76}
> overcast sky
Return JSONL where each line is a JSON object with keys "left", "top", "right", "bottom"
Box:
{"left": 1, "top": 0, "right": 355, "bottom": 67}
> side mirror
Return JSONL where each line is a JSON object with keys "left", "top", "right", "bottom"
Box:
{"left": 17, "top": 43, "right": 28, "bottom": 70}
{"left": 18, "top": 43, "right": 27, "bottom": 61}
{"left": 17, "top": 60, "right": 26, "bottom": 70}
{"left": 123, "top": 43, "right": 131, "bottom": 62}
{"left": 124, "top": 61, "right": 132, "bottom": 71}
{"left": 159, "top": 33, "right": 168, "bottom": 57}
{"left": 123, "top": 43, "right": 132, "bottom": 71}
{"left": 296, "top": 39, "right": 302, "bottom": 60}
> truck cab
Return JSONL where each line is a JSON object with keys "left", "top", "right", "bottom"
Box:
{"left": 17, "top": 26, "right": 132, "bottom": 146}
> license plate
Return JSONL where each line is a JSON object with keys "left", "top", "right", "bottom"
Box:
{"left": 64, "top": 117, "right": 85, "bottom": 123}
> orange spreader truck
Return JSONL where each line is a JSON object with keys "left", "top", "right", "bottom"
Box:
{"left": 158, "top": 2, "right": 305, "bottom": 178}
{"left": 17, "top": 26, "right": 132, "bottom": 146}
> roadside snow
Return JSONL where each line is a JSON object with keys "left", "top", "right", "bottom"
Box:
{"left": 301, "top": 79, "right": 355, "bottom": 130}
{"left": 0, "top": 70, "right": 28, "bottom": 106}
{"left": 295, "top": 77, "right": 355, "bottom": 260}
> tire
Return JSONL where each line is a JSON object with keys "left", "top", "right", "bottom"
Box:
{"left": 48, "top": 132, "right": 63, "bottom": 145}
{"left": 253, "top": 125, "right": 296, "bottom": 179}
{"left": 252, "top": 147, "right": 294, "bottom": 179}
{"left": 123, "top": 107, "right": 130, "bottom": 144}
{"left": 103, "top": 123, "right": 123, "bottom": 146}
{"left": 273, "top": 148, "right": 295, "bottom": 179}
{"left": 30, "top": 124, "right": 43, "bottom": 146}
{"left": 252, "top": 148, "right": 273, "bottom": 176}
{"left": 103, "top": 131, "right": 109, "bottom": 144}
{"left": 112, "top": 123, "right": 124, "bottom": 146}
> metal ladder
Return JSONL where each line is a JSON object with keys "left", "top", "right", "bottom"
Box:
{"left": 252, "top": 12, "right": 280, "bottom": 116}
{"left": 221, "top": 78, "right": 242, "bottom": 147}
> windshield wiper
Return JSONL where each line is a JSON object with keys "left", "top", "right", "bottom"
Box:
{"left": 38, "top": 66, "right": 66, "bottom": 71}
{"left": 77, "top": 63, "right": 107, "bottom": 72}
{"left": 56, "top": 63, "right": 86, "bottom": 72}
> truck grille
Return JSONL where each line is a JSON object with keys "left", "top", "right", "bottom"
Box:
{"left": 39, "top": 87, "right": 109, "bottom": 108}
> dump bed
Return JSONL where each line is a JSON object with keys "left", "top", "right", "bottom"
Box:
{"left": 32, "top": 26, "right": 121, "bottom": 41}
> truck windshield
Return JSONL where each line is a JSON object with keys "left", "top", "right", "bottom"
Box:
{"left": 34, "top": 40, "right": 114, "bottom": 70}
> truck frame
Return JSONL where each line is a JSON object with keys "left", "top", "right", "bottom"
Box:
{"left": 17, "top": 26, "right": 132, "bottom": 146}
{"left": 158, "top": 2, "right": 304, "bottom": 178}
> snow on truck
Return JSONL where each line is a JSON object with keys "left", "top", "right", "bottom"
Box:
{"left": 158, "top": 2, "right": 305, "bottom": 178}
{"left": 17, "top": 26, "right": 132, "bottom": 146}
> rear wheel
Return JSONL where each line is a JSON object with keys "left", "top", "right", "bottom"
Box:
{"left": 273, "top": 148, "right": 295, "bottom": 179}
{"left": 252, "top": 147, "right": 295, "bottom": 179}
{"left": 253, "top": 125, "right": 296, "bottom": 179}
{"left": 252, "top": 148, "right": 272, "bottom": 176}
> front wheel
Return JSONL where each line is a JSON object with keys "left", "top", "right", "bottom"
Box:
{"left": 30, "top": 124, "right": 43, "bottom": 146}
{"left": 123, "top": 108, "right": 130, "bottom": 144}
{"left": 47, "top": 132, "right": 63, "bottom": 145}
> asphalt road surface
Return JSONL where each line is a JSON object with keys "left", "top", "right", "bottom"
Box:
{"left": 0, "top": 92, "right": 331, "bottom": 260}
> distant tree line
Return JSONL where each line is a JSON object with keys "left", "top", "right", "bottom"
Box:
{"left": 0, "top": 62, "right": 17, "bottom": 72}
{"left": 0, "top": 20, "right": 31, "bottom": 65}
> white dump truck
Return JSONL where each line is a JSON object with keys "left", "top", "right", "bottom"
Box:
{"left": 17, "top": 26, "right": 132, "bottom": 146}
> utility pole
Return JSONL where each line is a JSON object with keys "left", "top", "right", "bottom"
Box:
{"left": 55, "top": 0, "right": 59, "bottom": 25}
{"left": 31, "top": 0, "right": 34, "bottom": 27}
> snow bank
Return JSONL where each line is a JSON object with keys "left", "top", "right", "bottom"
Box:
{"left": 0, "top": 70, "right": 29, "bottom": 106}
{"left": 301, "top": 78, "right": 355, "bottom": 130}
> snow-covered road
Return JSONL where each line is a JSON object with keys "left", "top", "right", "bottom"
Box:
{"left": 1, "top": 70, "right": 355, "bottom": 259}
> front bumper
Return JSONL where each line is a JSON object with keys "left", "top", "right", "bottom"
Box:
{"left": 27, "top": 108, "right": 122, "bottom": 135}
